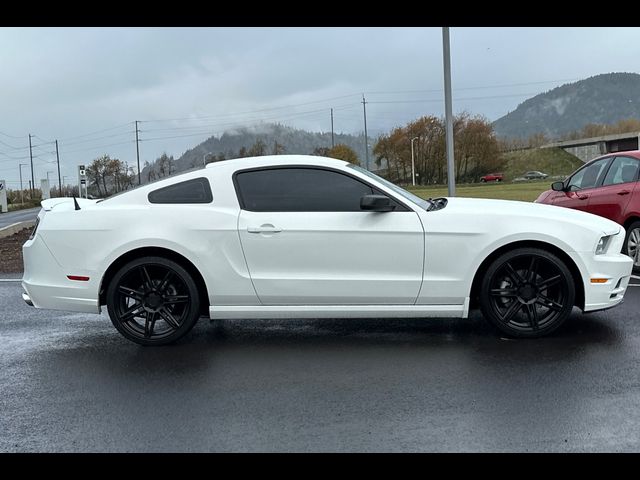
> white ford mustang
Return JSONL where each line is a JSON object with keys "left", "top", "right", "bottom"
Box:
{"left": 22, "top": 155, "right": 633, "bottom": 345}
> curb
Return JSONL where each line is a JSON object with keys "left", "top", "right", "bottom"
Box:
{"left": 0, "top": 220, "right": 36, "bottom": 239}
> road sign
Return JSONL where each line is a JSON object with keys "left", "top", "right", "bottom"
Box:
{"left": 0, "top": 179, "right": 6, "bottom": 213}
{"left": 78, "top": 165, "right": 87, "bottom": 198}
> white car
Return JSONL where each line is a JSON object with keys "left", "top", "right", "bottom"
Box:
{"left": 22, "top": 155, "right": 633, "bottom": 345}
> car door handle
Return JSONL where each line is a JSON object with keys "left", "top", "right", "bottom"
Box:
{"left": 247, "top": 224, "right": 282, "bottom": 234}
{"left": 617, "top": 190, "right": 631, "bottom": 195}
{"left": 577, "top": 195, "right": 589, "bottom": 200}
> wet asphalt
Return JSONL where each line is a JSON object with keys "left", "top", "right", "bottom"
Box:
{"left": 2, "top": 279, "right": 640, "bottom": 452}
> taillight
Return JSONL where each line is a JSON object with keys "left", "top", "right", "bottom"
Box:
{"left": 29, "top": 217, "right": 40, "bottom": 240}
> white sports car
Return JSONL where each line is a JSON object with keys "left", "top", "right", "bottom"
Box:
{"left": 22, "top": 155, "right": 633, "bottom": 345}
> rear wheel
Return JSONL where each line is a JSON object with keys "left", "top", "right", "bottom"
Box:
{"left": 106, "top": 256, "right": 201, "bottom": 346}
{"left": 623, "top": 220, "right": 640, "bottom": 274}
{"left": 479, "top": 248, "right": 575, "bottom": 338}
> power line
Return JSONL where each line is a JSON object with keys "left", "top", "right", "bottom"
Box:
{"left": 140, "top": 94, "right": 362, "bottom": 124}
{"left": 138, "top": 106, "right": 357, "bottom": 139}
{"left": 59, "top": 130, "right": 132, "bottom": 148}
{"left": 368, "top": 92, "right": 540, "bottom": 104}
{"left": 364, "top": 77, "right": 580, "bottom": 96}
{"left": 0, "top": 152, "right": 30, "bottom": 161}
{"left": 57, "top": 122, "right": 135, "bottom": 142}
{"left": 60, "top": 139, "right": 135, "bottom": 155}
{"left": 0, "top": 130, "right": 24, "bottom": 139}
{"left": 32, "top": 134, "right": 54, "bottom": 145}
{"left": 139, "top": 110, "right": 342, "bottom": 143}
{"left": 0, "top": 138, "right": 28, "bottom": 150}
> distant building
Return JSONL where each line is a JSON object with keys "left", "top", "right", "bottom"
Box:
{"left": 543, "top": 132, "right": 640, "bottom": 162}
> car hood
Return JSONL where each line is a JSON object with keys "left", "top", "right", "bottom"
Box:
{"left": 439, "top": 197, "right": 621, "bottom": 236}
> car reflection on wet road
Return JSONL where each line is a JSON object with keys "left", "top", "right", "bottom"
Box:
{"left": 2, "top": 278, "right": 640, "bottom": 452}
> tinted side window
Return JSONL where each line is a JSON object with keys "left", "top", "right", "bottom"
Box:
{"left": 148, "top": 177, "right": 213, "bottom": 204}
{"left": 602, "top": 156, "right": 639, "bottom": 186}
{"left": 236, "top": 168, "right": 383, "bottom": 212}
{"left": 567, "top": 158, "right": 610, "bottom": 191}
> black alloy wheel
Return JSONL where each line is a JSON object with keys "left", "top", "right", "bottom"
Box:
{"left": 106, "top": 256, "right": 201, "bottom": 346}
{"left": 479, "top": 247, "right": 575, "bottom": 338}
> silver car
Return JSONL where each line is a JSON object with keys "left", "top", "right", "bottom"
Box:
{"left": 524, "top": 170, "right": 549, "bottom": 180}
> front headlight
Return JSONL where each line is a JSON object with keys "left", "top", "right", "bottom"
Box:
{"left": 595, "top": 235, "right": 612, "bottom": 255}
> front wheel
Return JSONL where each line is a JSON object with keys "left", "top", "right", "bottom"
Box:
{"left": 479, "top": 248, "right": 575, "bottom": 338}
{"left": 106, "top": 256, "right": 201, "bottom": 346}
{"left": 480, "top": 178, "right": 486, "bottom": 183}
{"left": 623, "top": 220, "right": 640, "bottom": 274}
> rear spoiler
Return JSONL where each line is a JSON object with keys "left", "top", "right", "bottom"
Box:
{"left": 41, "top": 197, "right": 99, "bottom": 212}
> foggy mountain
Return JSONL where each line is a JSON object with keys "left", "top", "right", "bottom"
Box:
{"left": 493, "top": 72, "right": 640, "bottom": 139}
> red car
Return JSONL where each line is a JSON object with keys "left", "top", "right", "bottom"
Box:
{"left": 480, "top": 173, "right": 503, "bottom": 182}
{"left": 535, "top": 150, "right": 640, "bottom": 272}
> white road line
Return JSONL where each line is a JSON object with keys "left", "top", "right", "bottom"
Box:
{"left": 0, "top": 279, "right": 21, "bottom": 282}
{"left": 628, "top": 284, "right": 640, "bottom": 287}
{"left": 632, "top": 275, "right": 640, "bottom": 280}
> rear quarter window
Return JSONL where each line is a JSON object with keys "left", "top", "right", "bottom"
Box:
{"left": 148, "top": 177, "right": 213, "bottom": 204}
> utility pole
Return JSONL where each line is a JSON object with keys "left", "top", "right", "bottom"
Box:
{"left": 55, "top": 140, "right": 61, "bottom": 197}
{"left": 362, "top": 95, "right": 369, "bottom": 170}
{"left": 28, "top": 134, "right": 34, "bottom": 197}
{"left": 135, "top": 120, "right": 141, "bottom": 185}
{"left": 442, "top": 27, "right": 456, "bottom": 197}
{"left": 330, "top": 108, "right": 335, "bottom": 148}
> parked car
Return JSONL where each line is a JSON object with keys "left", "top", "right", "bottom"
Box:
{"left": 524, "top": 171, "right": 549, "bottom": 180}
{"left": 535, "top": 150, "right": 640, "bottom": 273}
{"left": 480, "top": 173, "right": 503, "bottom": 182}
{"left": 22, "top": 155, "right": 632, "bottom": 345}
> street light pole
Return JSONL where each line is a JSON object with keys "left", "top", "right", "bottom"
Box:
{"left": 442, "top": 27, "right": 456, "bottom": 197}
{"left": 410, "top": 137, "right": 419, "bottom": 186}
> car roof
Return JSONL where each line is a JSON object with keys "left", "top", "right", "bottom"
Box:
{"left": 205, "top": 154, "right": 349, "bottom": 170}
{"left": 591, "top": 150, "right": 640, "bottom": 162}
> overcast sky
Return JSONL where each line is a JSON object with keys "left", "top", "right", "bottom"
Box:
{"left": 2, "top": 26, "right": 640, "bottom": 189}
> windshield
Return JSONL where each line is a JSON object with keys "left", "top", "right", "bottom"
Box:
{"left": 347, "top": 164, "right": 434, "bottom": 211}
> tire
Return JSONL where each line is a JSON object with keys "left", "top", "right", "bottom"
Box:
{"left": 480, "top": 178, "right": 486, "bottom": 183}
{"left": 479, "top": 247, "right": 575, "bottom": 338}
{"left": 106, "top": 256, "right": 201, "bottom": 346}
{"left": 622, "top": 220, "right": 640, "bottom": 274}
{"left": 496, "top": 178, "right": 502, "bottom": 182}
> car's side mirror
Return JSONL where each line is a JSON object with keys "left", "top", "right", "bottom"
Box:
{"left": 360, "top": 194, "right": 395, "bottom": 212}
{"left": 551, "top": 181, "right": 566, "bottom": 192}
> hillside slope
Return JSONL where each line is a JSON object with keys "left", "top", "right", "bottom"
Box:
{"left": 493, "top": 72, "right": 640, "bottom": 139}
{"left": 499, "top": 147, "right": 583, "bottom": 180}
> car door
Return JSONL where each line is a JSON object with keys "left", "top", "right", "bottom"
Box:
{"left": 586, "top": 156, "right": 640, "bottom": 224}
{"left": 235, "top": 166, "right": 425, "bottom": 305}
{"left": 550, "top": 157, "right": 612, "bottom": 212}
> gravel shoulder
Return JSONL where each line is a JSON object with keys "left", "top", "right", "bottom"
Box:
{"left": 0, "top": 228, "right": 31, "bottom": 273}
